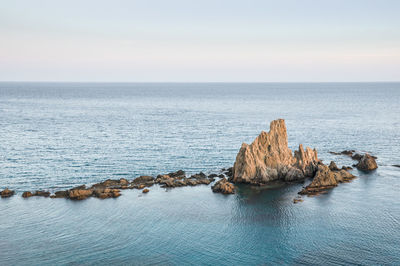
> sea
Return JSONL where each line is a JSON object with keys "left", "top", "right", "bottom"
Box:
{"left": 0, "top": 82, "right": 399, "bottom": 265}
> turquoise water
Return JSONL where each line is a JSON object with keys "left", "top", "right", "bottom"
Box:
{"left": 1, "top": 82, "right": 399, "bottom": 265}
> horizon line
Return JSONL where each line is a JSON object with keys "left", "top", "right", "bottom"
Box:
{"left": 1, "top": 80, "right": 399, "bottom": 83}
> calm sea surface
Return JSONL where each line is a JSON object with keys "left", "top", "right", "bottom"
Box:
{"left": 0, "top": 82, "right": 399, "bottom": 265}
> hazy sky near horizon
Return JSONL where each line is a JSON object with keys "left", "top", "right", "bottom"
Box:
{"left": 1, "top": 0, "right": 399, "bottom": 82}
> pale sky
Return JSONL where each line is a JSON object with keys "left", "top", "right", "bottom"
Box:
{"left": 1, "top": 0, "right": 399, "bottom": 82}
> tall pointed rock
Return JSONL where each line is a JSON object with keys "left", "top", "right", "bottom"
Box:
{"left": 232, "top": 119, "right": 319, "bottom": 184}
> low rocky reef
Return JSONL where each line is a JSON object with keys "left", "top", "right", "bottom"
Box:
{"left": 329, "top": 150, "right": 378, "bottom": 171}
{"left": 12, "top": 170, "right": 228, "bottom": 200}
{"left": 1, "top": 119, "right": 379, "bottom": 203}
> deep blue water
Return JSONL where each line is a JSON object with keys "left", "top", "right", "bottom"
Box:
{"left": 0, "top": 82, "right": 399, "bottom": 265}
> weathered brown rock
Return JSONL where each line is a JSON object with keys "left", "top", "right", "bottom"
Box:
{"left": 355, "top": 154, "right": 378, "bottom": 171}
{"left": 185, "top": 179, "right": 198, "bottom": 186}
{"left": 299, "top": 164, "right": 337, "bottom": 195}
{"left": 68, "top": 186, "right": 93, "bottom": 200}
{"left": 332, "top": 169, "right": 355, "bottom": 183}
{"left": 167, "top": 170, "right": 186, "bottom": 179}
{"left": 23, "top": 191, "right": 50, "bottom": 198}
{"left": 34, "top": 191, "right": 50, "bottom": 197}
{"left": 93, "top": 188, "right": 121, "bottom": 199}
{"left": 92, "top": 178, "right": 130, "bottom": 189}
{"left": 329, "top": 161, "right": 339, "bottom": 171}
{"left": 51, "top": 190, "right": 69, "bottom": 198}
{"left": 341, "top": 150, "right": 355, "bottom": 156}
{"left": 131, "top": 176, "right": 155, "bottom": 189}
{"left": 160, "top": 179, "right": 176, "bottom": 187}
{"left": 132, "top": 176, "right": 154, "bottom": 184}
{"left": 330, "top": 150, "right": 355, "bottom": 156}
{"left": 1, "top": 188, "right": 15, "bottom": 198}
{"left": 22, "top": 191, "right": 33, "bottom": 198}
{"left": 142, "top": 188, "right": 149, "bottom": 193}
{"left": 330, "top": 150, "right": 377, "bottom": 161}
{"left": 190, "top": 172, "right": 206, "bottom": 179}
{"left": 195, "top": 178, "right": 212, "bottom": 185}
{"left": 211, "top": 178, "right": 235, "bottom": 194}
{"left": 232, "top": 119, "right": 319, "bottom": 184}
{"left": 351, "top": 153, "right": 363, "bottom": 161}
{"left": 299, "top": 164, "right": 355, "bottom": 195}
{"left": 155, "top": 170, "right": 213, "bottom": 188}
{"left": 155, "top": 174, "right": 172, "bottom": 184}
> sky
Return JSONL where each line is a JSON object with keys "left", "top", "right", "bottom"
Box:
{"left": 0, "top": 0, "right": 399, "bottom": 82}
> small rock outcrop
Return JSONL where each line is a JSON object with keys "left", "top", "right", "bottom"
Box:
{"left": 50, "top": 190, "right": 69, "bottom": 198}
{"left": 299, "top": 163, "right": 356, "bottom": 195}
{"left": 299, "top": 164, "right": 338, "bottom": 195}
{"left": 355, "top": 154, "right": 378, "bottom": 171}
{"left": 132, "top": 176, "right": 155, "bottom": 188}
{"left": 68, "top": 186, "right": 94, "bottom": 200}
{"left": 92, "top": 188, "right": 121, "bottom": 199}
{"left": 1, "top": 188, "right": 15, "bottom": 198}
{"left": 155, "top": 171, "right": 213, "bottom": 188}
{"left": 293, "top": 198, "right": 303, "bottom": 204}
{"left": 232, "top": 119, "right": 319, "bottom": 184}
{"left": 329, "top": 161, "right": 339, "bottom": 171}
{"left": 211, "top": 178, "right": 235, "bottom": 194}
{"left": 22, "top": 191, "right": 33, "bottom": 198}
{"left": 22, "top": 191, "right": 50, "bottom": 198}
{"left": 92, "top": 178, "right": 130, "bottom": 189}
{"left": 142, "top": 189, "right": 149, "bottom": 193}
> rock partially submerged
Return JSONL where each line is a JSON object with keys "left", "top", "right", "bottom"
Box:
{"left": 92, "top": 178, "right": 130, "bottom": 189}
{"left": 230, "top": 119, "right": 358, "bottom": 198}
{"left": 211, "top": 178, "right": 235, "bottom": 194}
{"left": 355, "top": 154, "right": 378, "bottom": 171}
{"left": 328, "top": 161, "right": 339, "bottom": 171}
{"left": 68, "top": 186, "right": 94, "bottom": 200}
{"left": 330, "top": 150, "right": 377, "bottom": 161}
{"left": 329, "top": 150, "right": 354, "bottom": 156}
{"left": 232, "top": 119, "right": 319, "bottom": 184}
{"left": 293, "top": 198, "right": 303, "bottom": 204}
{"left": 22, "top": 191, "right": 50, "bottom": 198}
{"left": 155, "top": 170, "right": 213, "bottom": 188}
{"left": 132, "top": 176, "right": 155, "bottom": 188}
{"left": 5, "top": 119, "right": 369, "bottom": 202}
{"left": 1, "top": 188, "right": 15, "bottom": 198}
{"left": 22, "top": 191, "right": 33, "bottom": 198}
{"left": 44, "top": 170, "right": 217, "bottom": 200}
{"left": 299, "top": 163, "right": 356, "bottom": 196}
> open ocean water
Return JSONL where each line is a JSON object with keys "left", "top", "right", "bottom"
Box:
{"left": 0, "top": 82, "right": 399, "bottom": 265}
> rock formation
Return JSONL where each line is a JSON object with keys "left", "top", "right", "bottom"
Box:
{"left": 1, "top": 188, "right": 14, "bottom": 198}
{"left": 22, "top": 191, "right": 50, "bottom": 198}
{"left": 211, "top": 178, "right": 235, "bottom": 194}
{"left": 299, "top": 163, "right": 356, "bottom": 195}
{"left": 22, "top": 191, "right": 33, "bottom": 198}
{"left": 355, "top": 154, "right": 378, "bottom": 171}
{"left": 155, "top": 171, "right": 213, "bottom": 188}
{"left": 232, "top": 119, "right": 319, "bottom": 184}
{"left": 41, "top": 170, "right": 219, "bottom": 200}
